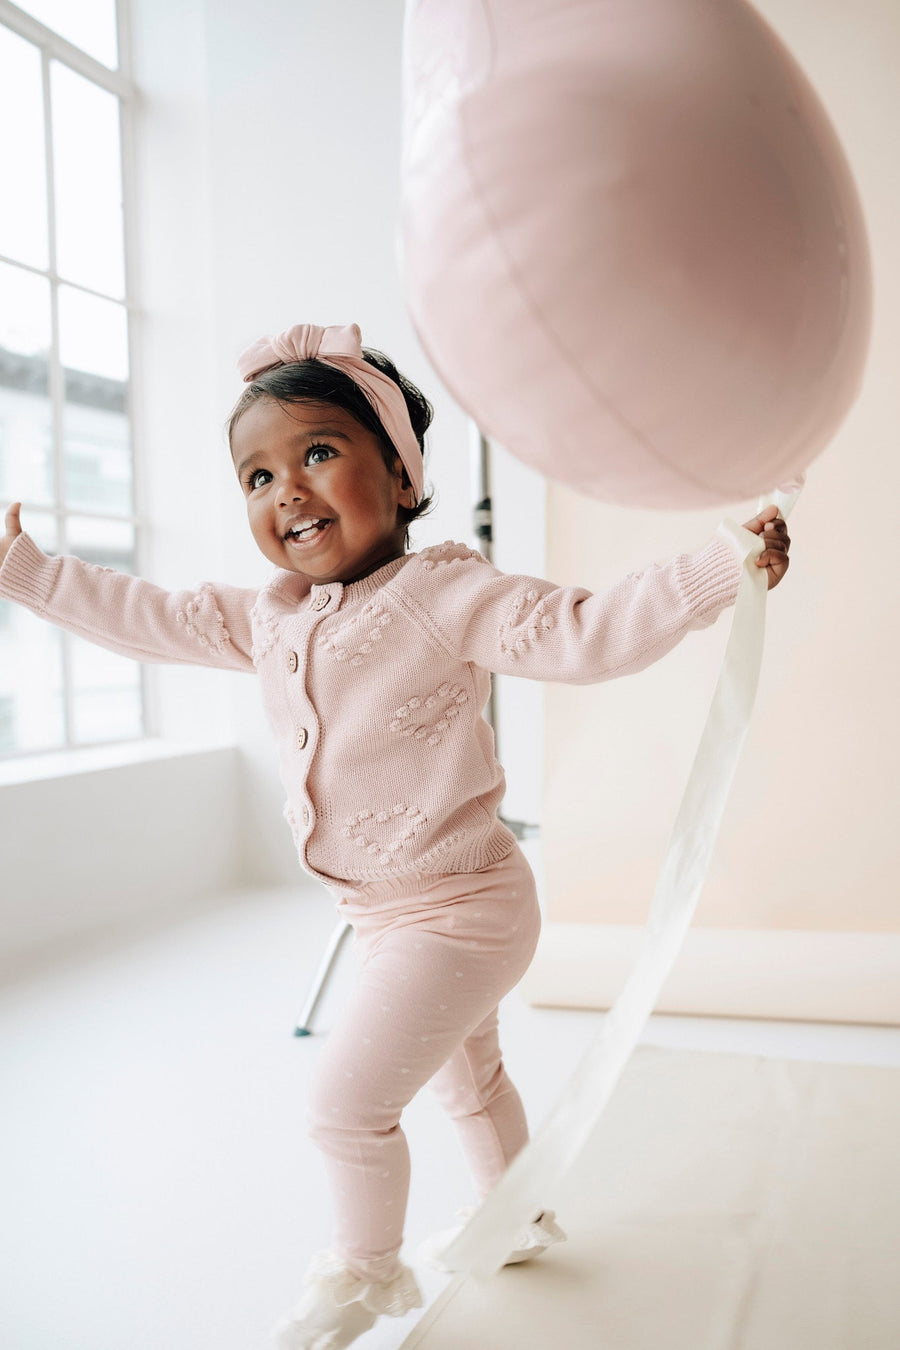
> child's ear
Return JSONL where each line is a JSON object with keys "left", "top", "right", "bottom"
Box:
{"left": 393, "top": 456, "right": 416, "bottom": 508}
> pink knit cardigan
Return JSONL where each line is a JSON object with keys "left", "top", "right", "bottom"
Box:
{"left": 0, "top": 533, "right": 741, "bottom": 888}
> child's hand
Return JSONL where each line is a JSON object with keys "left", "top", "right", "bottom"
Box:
{"left": 1, "top": 502, "right": 22, "bottom": 569}
{"left": 741, "top": 503, "right": 790, "bottom": 590}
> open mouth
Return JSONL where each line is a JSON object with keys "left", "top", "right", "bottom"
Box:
{"left": 284, "top": 518, "right": 332, "bottom": 545}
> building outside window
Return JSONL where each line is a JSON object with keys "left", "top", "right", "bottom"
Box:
{"left": 0, "top": 0, "right": 144, "bottom": 757}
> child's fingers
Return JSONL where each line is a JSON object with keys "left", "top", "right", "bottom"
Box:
{"left": 766, "top": 522, "right": 790, "bottom": 555}
{"left": 756, "top": 550, "right": 790, "bottom": 587}
{"left": 742, "top": 503, "right": 781, "bottom": 534}
{"left": 742, "top": 508, "right": 791, "bottom": 588}
{"left": 5, "top": 502, "right": 22, "bottom": 536}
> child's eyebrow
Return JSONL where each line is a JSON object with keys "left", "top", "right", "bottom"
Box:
{"left": 236, "top": 428, "right": 352, "bottom": 480}
{"left": 294, "top": 427, "right": 353, "bottom": 442}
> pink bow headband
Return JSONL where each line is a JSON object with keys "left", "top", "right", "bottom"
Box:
{"left": 236, "top": 323, "right": 424, "bottom": 505}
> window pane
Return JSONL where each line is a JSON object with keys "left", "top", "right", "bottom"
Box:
{"left": 0, "top": 609, "right": 66, "bottom": 753}
{"left": 59, "top": 287, "right": 128, "bottom": 381}
{"left": 20, "top": 509, "right": 58, "bottom": 555}
{"left": 66, "top": 516, "right": 135, "bottom": 571}
{"left": 63, "top": 386, "right": 132, "bottom": 516}
{"left": 65, "top": 518, "right": 142, "bottom": 748}
{"left": 0, "top": 515, "right": 64, "bottom": 754}
{"left": 0, "top": 263, "right": 55, "bottom": 507}
{"left": 52, "top": 62, "right": 125, "bottom": 297}
{"left": 58, "top": 285, "right": 132, "bottom": 514}
{"left": 69, "top": 640, "right": 143, "bottom": 746}
{"left": 14, "top": 0, "right": 118, "bottom": 69}
{"left": 0, "top": 27, "right": 48, "bottom": 269}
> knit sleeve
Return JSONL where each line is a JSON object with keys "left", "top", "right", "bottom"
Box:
{"left": 397, "top": 535, "right": 743, "bottom": 683}
{"left": 0, "top": 532, "right": 257, "bottom": 672}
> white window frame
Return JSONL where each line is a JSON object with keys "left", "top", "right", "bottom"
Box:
{"left": 0, "top": 0, "right": 151, "bottom": 758}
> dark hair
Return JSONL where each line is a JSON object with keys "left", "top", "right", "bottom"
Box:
{"left": 227, "top": 347, "right": 435, "bottom": 544}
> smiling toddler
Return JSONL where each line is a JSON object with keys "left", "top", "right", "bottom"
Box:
{"left": 0, "top": 321, "right": 791, "bottom": 1349}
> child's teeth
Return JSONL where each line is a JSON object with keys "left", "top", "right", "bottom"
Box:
{"left": 289, "top": 519, "right": 325, "bottom": 540}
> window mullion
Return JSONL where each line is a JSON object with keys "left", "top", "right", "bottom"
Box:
{"left": 9, "top": 501, "right": 144, "bottom": 529}
{"left": 114, "top": 0, "right": 132, "bottom": 83}
{"left": 41, "top": 47, "right": 62, "bottom": 528}
{"left": 116, "top": 15, "right": 151, "bottom": 738}
{"left": 40, "top": 43, "right": 75, "bottom": 750}
{"left": 0, "top": 249, "right": 139, "bottom": 310}
{"left": 118, "top": 56, "right": 140, "bottom": 538}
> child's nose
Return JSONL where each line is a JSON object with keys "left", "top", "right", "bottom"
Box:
{"left": 276, "top": 472, "right": 310, "bottom": 507}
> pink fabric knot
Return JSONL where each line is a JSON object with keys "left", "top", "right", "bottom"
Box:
{"left": 237, "top": 323, "right": 363, "bottom": 382}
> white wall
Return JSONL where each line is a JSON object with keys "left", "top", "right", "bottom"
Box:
{"left": 0, "top": 745, "right": 241, "bottom": 978}
{"left": 536, "top": 0, "right": 900, "bottom": 1022}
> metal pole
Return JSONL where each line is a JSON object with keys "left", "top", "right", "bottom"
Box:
{"left": 469, "top": 421, "right": 540, "bottom": 843}
{"left": 469, "top": 420, "right": 498, "bottom": 737}
{"left": 293, "top": 917, "right": 352, "bottom": 1037}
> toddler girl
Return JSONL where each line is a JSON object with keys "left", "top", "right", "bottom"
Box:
{"left": 0, "top": 322, "right": 790, "bottom": 1349}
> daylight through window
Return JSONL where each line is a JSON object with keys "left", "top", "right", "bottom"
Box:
{"left": 0, "top": 1, "right": 144, "bottom": 757}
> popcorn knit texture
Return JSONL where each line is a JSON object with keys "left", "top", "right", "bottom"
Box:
{"left": 0, "top": 531, "right": 742, "bottom": 888}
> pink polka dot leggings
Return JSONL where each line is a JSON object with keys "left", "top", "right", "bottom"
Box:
{"left": 308, "top": 845, "right": 541, "bottom": 1282}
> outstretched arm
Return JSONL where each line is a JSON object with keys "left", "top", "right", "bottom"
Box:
{"left": 461, "top": 537, "right": 744, "bottom": 683}
{"left": 0, "top": 503, "right": 257, "bottom": 673}
{"left": 399, "top": 511, "right": 789, "bottom": 685}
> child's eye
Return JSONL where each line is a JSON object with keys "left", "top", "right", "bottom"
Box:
{"left": 306, "top": 443, "right": 335, "bottom": 466}
{"left": 247, "top": 467, "right": 272, "bottom": 490}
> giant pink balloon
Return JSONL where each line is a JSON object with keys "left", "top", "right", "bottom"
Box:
{"left": 400, "top": 0, "right": 872, "bottom": 508}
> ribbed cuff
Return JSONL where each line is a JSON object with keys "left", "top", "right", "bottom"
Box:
{"left": 676, "top": 537, "right": 742, "bottom": 619}
{"left": 0, "top": 533, "right": 61, "bottom": 612}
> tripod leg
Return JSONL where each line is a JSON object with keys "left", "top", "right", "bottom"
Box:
{"left": 293, "top": 918, "right": 352, "bottom": 1036}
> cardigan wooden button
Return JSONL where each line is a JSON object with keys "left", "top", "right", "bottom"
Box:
{"left": 287, "top": 650, "right": 299, "bottom": 673}
{"left": 301, "top": 805, "right": 310, "bottom": 825}
{"left": 296, "top": 727, "right": 308, "bottom": 750}
{"left": 311, "top": 593, "right": 330, "bottom": 611}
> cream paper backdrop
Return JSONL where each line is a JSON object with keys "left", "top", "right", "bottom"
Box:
{"left": 528, "top": 0, "right": 900, "bottom": 1025}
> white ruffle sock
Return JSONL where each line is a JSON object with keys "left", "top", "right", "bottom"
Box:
{"left": 273, "top": 1251, "right": 423, "bottom": 1350}
{"left": 419, "top": 1207, "right": 567, "bottom": 1274}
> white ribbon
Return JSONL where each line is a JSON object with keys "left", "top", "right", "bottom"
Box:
{"left": 442, "top": 484, "right": 801, "bottom": 1276}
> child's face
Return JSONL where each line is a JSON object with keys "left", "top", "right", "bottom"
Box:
{"left": 232, "top": 398, "right": 413, "bottom": 585}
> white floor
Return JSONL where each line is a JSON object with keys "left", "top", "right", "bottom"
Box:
{"left": 2, "top": 874, "right": 898, "bottom": 1350}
